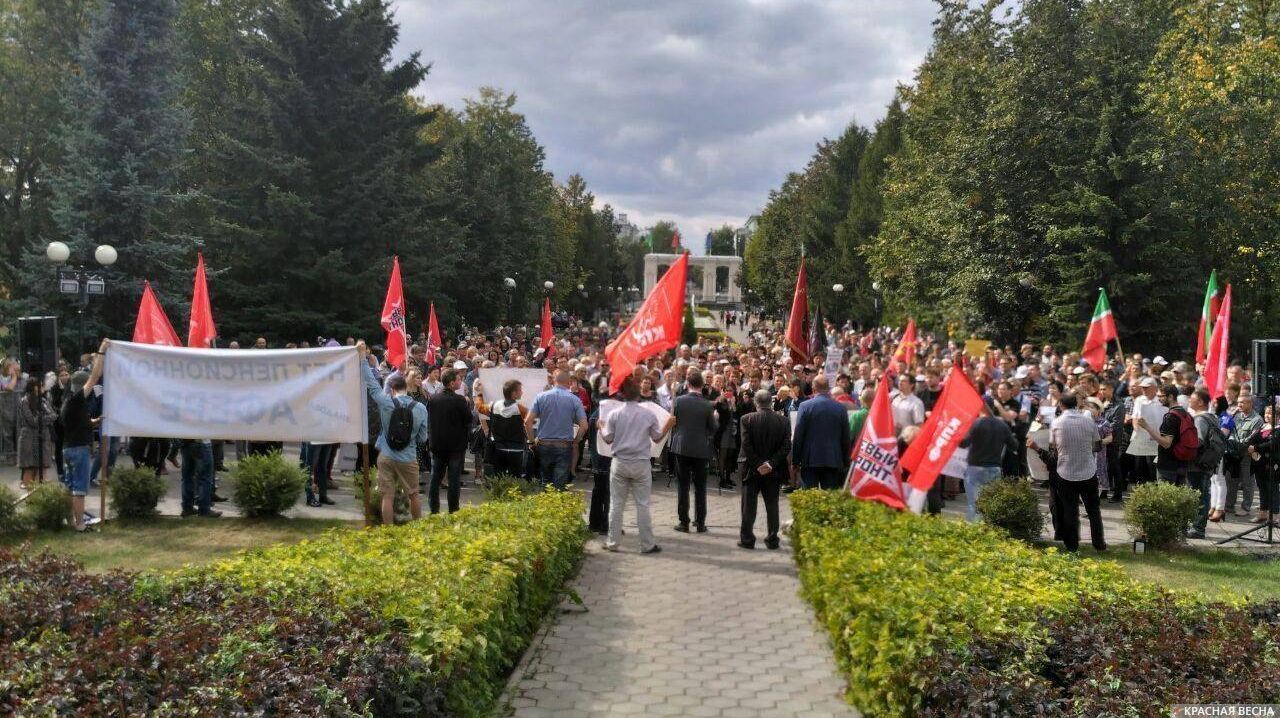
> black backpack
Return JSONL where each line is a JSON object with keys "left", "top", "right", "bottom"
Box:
{"left": 1194, "top": 413, "right": 1228, "bottom": 473}
{"left": 385, "top": 397, "right": 415, "bottom": 451}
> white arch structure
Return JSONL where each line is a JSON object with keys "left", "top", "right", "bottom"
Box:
{"left": 643, "top": 253, "right": 743, "bottom": 305}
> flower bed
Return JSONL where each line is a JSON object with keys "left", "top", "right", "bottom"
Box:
{"left": 788, "top": 490, "right": 1280, "bottom": 716}
{"left": 0, "top": 492, "right": 587, "bottom": 718}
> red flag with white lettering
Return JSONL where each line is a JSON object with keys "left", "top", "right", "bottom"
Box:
{"left": 900, "top": 367, "right": 986, "bottom": 495}
{"left": 606, "top": 253, "right": 688, "bottom": 394}
{"left": 187, "top": 252, "right": 217, "bottom": 348}
{"left": 426, "top": 302, "right": 441, "bottom": 365}
{"left": 133, "top": 281, "right": 182, "bottom": 347}
{"left": 380, "top": 257, "right": 408, "bottom": 369}
{"left": 846, "top": 378, "right": 907, "bottom": 510}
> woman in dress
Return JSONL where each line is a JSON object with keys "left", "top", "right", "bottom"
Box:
{"left": 17, "top": 381, "right": 56, "bottom": 489}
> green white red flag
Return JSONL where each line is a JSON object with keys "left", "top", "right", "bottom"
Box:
{"left": 1081, "top": 288, "right": 1117, "bottom": 371}
{"left": 1195, "top": 270, "right": 1222, "bottom": 365}
{"left": 1203, "top": 284, "right": 1232, "bottom": 400}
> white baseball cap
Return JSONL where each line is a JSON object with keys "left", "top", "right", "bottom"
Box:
{"left": 453, "top": 361, "right": 468, "bottom": 370}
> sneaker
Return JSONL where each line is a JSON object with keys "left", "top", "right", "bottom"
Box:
{"left": 83, "top": 512, "right": 100, "bottom": 526}
{"left": 307, "top": 498, "right": 321, "bottom": 508}
{"left": 641, "top": 545, "right": 662, "bottom": 555}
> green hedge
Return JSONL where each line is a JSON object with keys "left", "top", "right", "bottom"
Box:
{"left": 788, "top": 490, "right": 1168, "bottom": 716}
{"left": 191, "top": 491, "right": 588, "bottom": 717}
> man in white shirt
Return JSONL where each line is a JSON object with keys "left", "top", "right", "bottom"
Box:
{"left": 1126, "top": 377, "right": 1162, "bottom": 486}
{"left": 890, "top": 373, "right": 926, "bottom": 433}
{"left": 599, "top": 376, "right": 675, "bottom": 554}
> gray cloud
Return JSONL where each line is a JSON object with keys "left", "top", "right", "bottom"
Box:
{"left": 394, "top": 0, "right": 936, "bottom": 250}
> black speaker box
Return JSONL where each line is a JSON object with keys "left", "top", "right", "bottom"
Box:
{"left": 1251, "top": 339, "right": 1280, "bottom": 399}
{"left": 18, "top": 316, "right": 58, "bottom": 377}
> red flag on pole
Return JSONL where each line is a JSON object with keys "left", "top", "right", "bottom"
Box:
{"left": 1081, "top": 289, "right": 1117, "bottom": 372}
{"left": 133, "top": 281, "right": 181, "bottom": 347}
{"left": 380, "top": 257, "right": 408, "bottom": 369}
{"left": 1196, "top": 271, "right": 1222, "bottom": 365}
{"left": 846, "top": 378, "right": 907, "bottom": 510}
{"left": 540, "top": 298, "right": 553, "bottom": 350}
{"left": 1203, "top": 284, "right": 1232, "bottom": 400}
{"left": 784, "top": 258, "right": 810, "bottom": 365}
{"left": 900, "top": 367, "right": 986, "bottom": 497}
{"left": 425, "top": 302, "right": 441, "bottom": 365}
{"left": 892, "top": 318, "right": 917, "bottom": 372}
{"left": 606, "top": 253, "right": 688, "bottom": 394}
{"left": 187, "top": 252, "right": 217, "bottom": 348}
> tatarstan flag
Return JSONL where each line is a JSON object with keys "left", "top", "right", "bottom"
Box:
{"left": 1081, "top": 288, "right": 1117, "bottom": 372}
{"left": 1195, "top": 270, "right": 1222, "bottom": 365}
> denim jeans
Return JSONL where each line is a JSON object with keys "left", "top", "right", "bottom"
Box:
{"left": 539, "top": 444, "right": 573, "bottom": 490}
{"left": 1187, "top": 470, "right": 1211, "bottom": 534}
{"left": 964, "top": 465, "right": 1002, "bottom": 522}
{"left": 180, "top": 441, "right": 214, "bottom": 514}
{"left": 64, "top": 445, "right": 92, "bottom": 497}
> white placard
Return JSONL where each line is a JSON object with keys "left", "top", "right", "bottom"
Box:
{"left": 594, "top": 399, "right": 671, "bottom": 459}
{"left": 477, "top": 368, "right": 551, "bottom": 410}
{"left": 942, "top": 446, "right": 969, "bottom": 479}
{"left": 102, "top": 341, "right": 365, "bottom": 443}
{"left": 824, "top": 346, "right": 845, "bottom": 384}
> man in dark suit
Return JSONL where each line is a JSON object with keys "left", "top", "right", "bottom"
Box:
{"left": 791, "top": 375, "right": 852, "bottom": 490}
{"left": 670, "top": 370, "right": 719, "bottom": 532}
{"left": 738, "top": 389, "right": 791, "bottom": 549}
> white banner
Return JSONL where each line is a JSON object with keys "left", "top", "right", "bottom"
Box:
{"left": 594, "top": 399, "right": 671, "bottom": 459}
{"left": 102, "top": 341, "right": 366, "bottom": 443}
{"left": 824, "top": 346, "right": 845, "bottom": 385}
{"left": 477, "top": 368, "right": 551, "bottom": 410}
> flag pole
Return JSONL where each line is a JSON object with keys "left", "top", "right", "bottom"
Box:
{"left": 99, "top": 419, "right": 109, "bottom": 523}
{"left": 360, "top": 442, "right": 372, "bottom": 528}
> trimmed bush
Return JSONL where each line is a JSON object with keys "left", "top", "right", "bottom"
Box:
{"left": 1124, "top": 481, "right": 1200, "bottom": 549}
{"left": 231, "top": 451, "right": 306, "bottom": 518}
{"left": 482, "top": 472, "right": 540, "bottom": 502}
{"left": 108, "top": 466, "right": 167, "bottom": 519}
{"left": 789, "top": 490, "right": 1161, "bottom": 716}
{"left": 21, "top": 482, "right": 71, "bottom": 531}
{"left": 0, "top": 484, "right": 24, "bottom": 533}
{"left": 196, "top": 491, "right": 588, "bottom": 717}
{"left": 976, "top": 477, "right": 1045, "bottom": 542}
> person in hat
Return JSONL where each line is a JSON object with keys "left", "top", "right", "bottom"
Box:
{"left": 1126, "top": 377, "right": 1162, "bottom": 486}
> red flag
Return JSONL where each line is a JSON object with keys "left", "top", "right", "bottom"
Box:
{"left": 1081, "top": 289, "right": 1117, "bottom": 372}
{"left": 425, "top": 302, "right": 441, "bottom": 365}
{"left": 892, "top": 318, "right": 917, "bottom": 372}
{"left": 846, "top": 378, "right": 907, "bottom": 510}
{"left": 380, "top": 257, "right": 408, "bottom": 369}
{"left": 900, "top": 368, "right": 986, "bottom": 494}
{"left": 540, "top": 298, "right": 553, "bottom": 350}
{"left": 133, "top": 281, "right": 182, "bottom": 347}
{"left": 1203, "top": 284, "right": 1232, "bottom": 400}
{"left": 606, "top": 253, "right": 688, "bottom": 393}
{"left": 1195, "top": 271, "right": 1222, "bottom": 365}
{"left": 784, "top": 258, "right": 810, "bottom": 365}
{"left": 187, "top": 252, "right": 217, "bottom": 348}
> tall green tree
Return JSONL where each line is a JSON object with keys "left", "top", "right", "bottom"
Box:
{"left": 706, "top": 225, "right": 737, "bottom": 255}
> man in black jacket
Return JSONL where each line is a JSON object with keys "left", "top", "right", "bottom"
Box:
{"left": 670, "top": 370, "right": 718, "bottom": 533}
{"left": 426, "top": 368, "right": 473, "bottom": 514}
{"left": 738, "top": 390, "right": 791, "bottom": 549}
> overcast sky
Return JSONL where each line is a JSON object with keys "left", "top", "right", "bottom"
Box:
{"left": 394, "top": 0, "right": 937, "bottom": 253}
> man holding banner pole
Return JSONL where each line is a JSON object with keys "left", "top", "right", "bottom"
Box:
{"left": 63, "top": 340, "right": 108, "bottom": 532}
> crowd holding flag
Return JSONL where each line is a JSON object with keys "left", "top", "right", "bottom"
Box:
{"left": 380, "top": 256, "right": 408, "bottom": 369}
{"left": 425, "top": 302, "right": 442, "bottom": 365}
{"left": 846, "top": 378, "right": 906, "bottom": 510}
{"left": 1203, "top": 284, "right": 1233, "bottom": 400}
{"left": 132, "top": 281, "right": 182, "bottom": 347}
{"left": 784, "top": 257, "right": 810, "bottom": 364}
{"left": 1080, "top": 288, "right": 1118, "bottom": 372}
{"left": 187, "top": 252, "right": 218, "bottom": 348}
{"left": 605, "top": 252, "right": 688, "bottom": 393}
{"left": 1196, "top": 270, "right": 1223, "bottom": 365}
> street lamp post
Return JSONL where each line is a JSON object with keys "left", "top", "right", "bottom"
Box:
{"left": 832, "top": 283, "right": 844, "bottom": 326}
{"left": 47, "top": 241, "right": 117, "bottom": 353}
{"left": 870, "top": 281, "right": 882, "bottom": 329}
{"left": 503, "top": 277, "right": 516, "bottom": 326}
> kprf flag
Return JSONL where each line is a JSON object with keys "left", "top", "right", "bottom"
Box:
{"left": 1081, "top": 288, "right": 1117, "bottom": 372}
{"left": 540, "top": 298, "right": 553, "bottom": 350}
{"left": 900, "top": 367, "right": 985, "bottom": 501}
{"left": 425, "top": 302, "right": 441, "bottom": 365}
{"left": 1196, "top": 271, "right": 1223, "bottom": 365}
{"left": 133, "top": 281, "right": 182, "bottom": 347}
{"left": 187, "top": 252, "right": 217, "bottom": 348}
{"left": 847, "top": 378, "right": 907, "bottom": 510}
{"left": 892, "top": 318, "right": 918, "bottom": 371}
{"left": 784, "top": 258, "right": 811, "bottom": 365}
{"left": 380, "top": 257, "right": 408, "bottom": 370}
{"left": 1203, "top": 284, "right": 1232, "bottom": 400}
{"left": 606, "top": 252, "right": 688, "bottom": 394}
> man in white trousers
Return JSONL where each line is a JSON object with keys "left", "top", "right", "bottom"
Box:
{"left": 599, "top": 375, "right": 675, "bottom": 554}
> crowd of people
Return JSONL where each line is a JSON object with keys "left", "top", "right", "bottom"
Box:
{"left": 3, "top": 312, "right": 1278, "bottom": 551}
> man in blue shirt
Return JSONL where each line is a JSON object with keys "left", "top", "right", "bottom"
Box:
{"left": 525, "top": 369, "right": 588, "bottom": 490}
{"left": 358, "top": 341, "right": 428, "bottom": 524}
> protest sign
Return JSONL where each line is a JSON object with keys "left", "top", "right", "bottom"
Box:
{"left": 102, "top": 341, "right": 365, "bottom": 443}
{"left": 594, "top": 399, "right": 671, "bottom": 458}
{"left": 477, "top": 368, "right": 551, "bottom": 410}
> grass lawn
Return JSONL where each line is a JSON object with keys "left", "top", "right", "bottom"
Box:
{"left": 0, "top": 517, "right": 360, "bottom": 573}
{"left": 1078, "top": 545, "right": 1280, "bottom": 601}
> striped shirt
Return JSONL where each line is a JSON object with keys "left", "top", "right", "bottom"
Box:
{"left": 1050, "top": 409, "right": 1100, "bottom": 481}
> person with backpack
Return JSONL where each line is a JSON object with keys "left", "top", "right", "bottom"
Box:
{"left": 358, "top": 341, "right": 427, "bottom": 524}
{"left": 1136, "top": 384, "right": 1197, "bottom": 486}
{"left": 1186, "top": 388, "right": 1225, "bottom": 538}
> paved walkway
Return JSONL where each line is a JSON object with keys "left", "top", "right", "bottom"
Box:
{"left": 503, "top": 479, "right": 859, "bottom": 718}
